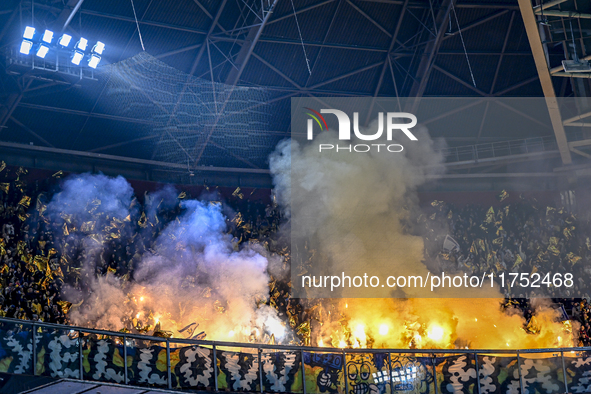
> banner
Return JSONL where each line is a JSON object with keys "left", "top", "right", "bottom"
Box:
{"left": 0, "top": 325, "right": 586, "bottom": 393}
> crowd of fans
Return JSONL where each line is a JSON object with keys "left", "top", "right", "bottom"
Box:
{"left": 0, "top": 167, "right": 281, "bottom": 328}
{"left": 0, "top": 166, "right": 590, "bottom": 345}
{"left": 420, "top": 194, "right": 591, "bottom": 345}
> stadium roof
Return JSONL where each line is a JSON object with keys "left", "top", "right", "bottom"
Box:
{"left": 0, "top": 0, "right": 590, "bottom": 187}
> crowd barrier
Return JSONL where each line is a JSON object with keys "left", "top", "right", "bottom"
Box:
{"left": 0, "top": 317, "right": 589, "bottom": 393}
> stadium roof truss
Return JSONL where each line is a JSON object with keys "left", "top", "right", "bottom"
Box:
{"left": 0, "top": 0, "right": 589, "bottom": 187}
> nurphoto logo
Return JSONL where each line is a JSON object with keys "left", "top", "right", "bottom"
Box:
{"left": 304, "top": 108, "right": 418, "bottom": 153}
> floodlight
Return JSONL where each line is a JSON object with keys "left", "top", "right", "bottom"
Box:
{"left": 58, "top": 34, "right": 72, "bottom": 47}
{"left": 19, "top": 40, "right": 33, "bottom": 55}
{"left": 41, "top": 29, "right": 53, "bottom": 44}
{"left": 36, "top": 44, "right": 49, "bottom": 58}
{"left": 92, "top": 41, "right": 105, "bottom": 55}
{"left": 23, "top": 26, "right": 35, "bottom": 40}
{"left": 562, "top": 59, "right": 591, "bottom": 73}
{"left": 75, "top": 37, "right": 88, "bottom": 51}
{"left": 71, "top": 50, "right": 84, "bottom": 65}
{"left": 88, "top": 54, "right": 101, "bottom": 69}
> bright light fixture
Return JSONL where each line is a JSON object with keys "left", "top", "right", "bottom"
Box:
{"left": 71, "top": 50, "right": 84, "bottom": 65}
{"left": 36, "top": 44, "right": 50, "bottom": 58}
{"left": 23, "top": 26, "right": 35, "bottom": 40}
{"left": 88, "top": 54, "right": 101, "bottom": 69}
{"left": 41, "top": 29, "right": 54, "bottom": 44}
{"left": 58, "top": 34, "right": 72, "bottom": 47}
{"left": 75, "top": 38, "right": 88, "bottom": 51}
{"left": 92, "top": 41, "right": 105, "bottom": 55}
{"left": 19, "top": 40, "right": 33, "bottom": 55}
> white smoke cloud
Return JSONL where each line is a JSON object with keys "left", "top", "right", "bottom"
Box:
{"left": 47, "top": 174, "right": 281, "bottom": 341}
{"left": 269, "top": 120, "right": 570, "bottom": 349}
{"left": 270, "top": 123, "right": 449, "bottom": 298}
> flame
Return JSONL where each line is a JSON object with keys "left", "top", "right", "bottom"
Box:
{"left": 121, "top": 285, "right": 574, "bottom": 349}
{"left": 427, "top": 325, "right": 444, "bottom": 342}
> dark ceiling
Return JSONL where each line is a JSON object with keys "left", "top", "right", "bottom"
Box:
{"left": 0, "top": 0, "right": 585, "bottom": 184}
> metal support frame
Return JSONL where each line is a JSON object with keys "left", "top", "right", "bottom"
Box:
{"left": 192, "top": 0, "right": 228, "bottom": 75}
{"left": 213, "top": 344, "right": 219, "bottom": 391}
{"left": 387, "top": 353, "right": 394, "bottom": 394}
{"left": 343, "top": 350, "right": 348, "bottom": 394}
{"left": 2, "top": 316, "right": 591, "bottom": 392}
{"left": 79, "top": 331, "right": 83, "bottom": 379}
{"left": 474, "top": 353, "right": 481, "bottom": 394}
{"left": 192, "top": 0, "right": 279, "bottom": 167}
{"left": 259, "top": 348, "right": 264, "bottom": 392}
{"left": 0, "top": 79, "right": 32, "bottom": 129}
{"left": 0, "top": 0, "right": 558, "bottom": 172}
{"left": 431, "top": 64, "right": 488, "bottom": 96}
{"left": 432, "top": 353, "right": 438, "bottom": 394}
{"left": 301, "top": 349, "right": 307, "bottom": 394}
{"left": 123, "top": 335, "right": 128, "bottom": 384}
{"left": 517, "top": 0, "right": 572, "bottom": 165}
{"left": 560, "top": 351, "right": 568, "bottom": 392}
{"left": 31, "top": 322, "right": 37, "bottom": 376}
{"left": 490, "top": 11, "right": 515, "bottom": 95}
{"left": 407, "top": 0, "right": 455, "bottom": 111}
{"left": 149, "top": 0, "right": 228, "bottom": 162}
{"left": 516, "top": 351, "right": 525, "bottom": 394}
{"left": 224, "top": 1, "right": 277, "bottom": 86}
{"left": 166, "top": 339, "right": 172, "bottom": 389}
{"left": 364, "top": 0, "right": 409, "bottom": 125}
{"left": 55, "top": 0, "right": 86, "bottom": 31}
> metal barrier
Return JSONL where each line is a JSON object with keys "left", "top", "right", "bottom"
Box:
{"left": 0, "top": 316, "right": 587, "bottom": 393}
{"left": 440, "top": 136, "right": 559, "bottom": 164}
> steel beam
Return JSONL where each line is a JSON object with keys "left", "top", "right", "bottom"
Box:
{"left": 155, "top": 44, "right": 202, "bottom": 59}
{"left": 362, "top": 0, "right": 408, "bottom": 125}
{"left": 212, "top": 35, "right": 388, "bottom": 52}
{"left": 346, "top": 0, "right": 394, "bottom": 38}
{"left": 55, "top": 0, "right": 86, "bottom": 31}
{"left": 533, "top": 0, "right": 568, "bottom": 13}
{"left": 358, "top": 0, "right": 519, "bottom": 9}
{"left": 490, "top": 11, "right": 515, "bottom": 94}
{"left": 89, "top": 135, "right": 159, "bottom": 152}
{"left": 0, "top": 141, "right": 270, "bottom": 174}
{"left": 517, "top": 0, "right": 572, "bottom": 164}
{"left": 492, "top": 76, "right": 538, "bottom": 96}
{"left": 407, "top": 0, "right": 455, "bottom": 108}
{"left": 17, "top": 102, "right": 155, "bottom": 125}
{"left": 8, "top": 117, "right": 55, "bottom": 147}
{"left": 368, "top": 0, "right": 409, "bottom": 111}
{"left": 192, "top": 0, "right": 213, "bottom": 19}
{"left": 191, "top": 0, "right": 228, "bottom": 76}
{"left": 192, "top": 0, "right": 279, "bottom": 166}
{"left": 267, "top": 0, "right": 336, "bottom": 25}
{"left": 251, "top": 52, "right": 301, "bottom": 88}
{"left": 432, "top": 64, "right": 489, "bottom": 96}
{"left": 150, "top": 0, "right": 228, "bottom": 161}
{"left": 0, "top": 79, "right": 32, "bottom": 130}
{"left": 225, "top": 1, "right": 277, "bottom": 86}
{"left": 303, "top": 0, "right": 344, "bottom": 88}
{"left": 0, "top": 5, "right": 18, "bottom": 44}
{"left": 535, "top": 10, "right": 591, "bottom": 18}
{"left": 34, "top": 4, "right": 208, "bottom": 35}
{"left": 553, "top": 72, "right": 591, "bottom": 79}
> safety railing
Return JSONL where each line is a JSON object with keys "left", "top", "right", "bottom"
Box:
{"left": 0, "top": 316, "right": 588, "bottom": 393}
{"left": 440, "top": 136, "right": 560, "bottom": 164}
